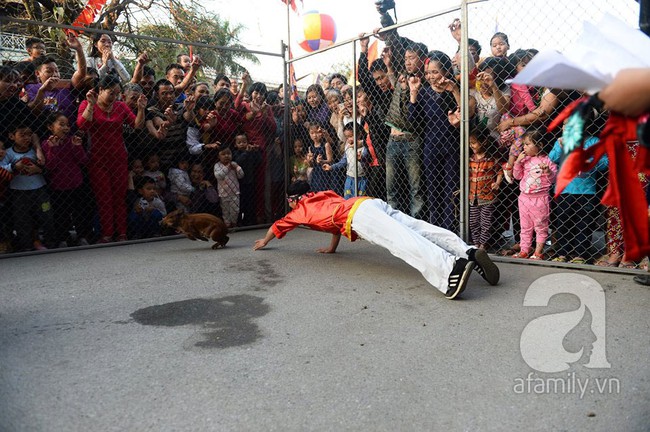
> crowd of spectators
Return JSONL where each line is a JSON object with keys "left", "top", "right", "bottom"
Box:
{"left": 0, "top": 31, "right": 284, "bottom": 252}
{"left": 0, "top": 17, "right": 646, "bottom": 269}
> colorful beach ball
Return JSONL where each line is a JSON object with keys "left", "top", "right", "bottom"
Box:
{"left": 298, "top": 11, "right": 337, "bottom": 52}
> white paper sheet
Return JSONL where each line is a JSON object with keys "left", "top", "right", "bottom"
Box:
{"left": 512, "top": 13, "right": 650, "bottom": 93}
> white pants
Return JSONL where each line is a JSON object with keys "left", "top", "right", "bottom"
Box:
{"left": 351, "top": 199, "right": 470, "bottom": 293}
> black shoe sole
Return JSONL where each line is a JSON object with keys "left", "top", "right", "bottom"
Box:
{"left": 446, "top": 261, "right": 475, "bottom": 300}
{"left": 473, "top": 248, "right": 500, "bottom": 286}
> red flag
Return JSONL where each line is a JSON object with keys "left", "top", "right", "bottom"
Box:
{"left": 364, "top": 122, "right": 379, "bottom": 167}
{"left": 288, "top": 48, "right": 299, "bottom": 101}
{"left": 281, "top": 0, "right": 302, "bottom": 14}
{"left": 69, "top": 0, "right": 109, "bottom": 34}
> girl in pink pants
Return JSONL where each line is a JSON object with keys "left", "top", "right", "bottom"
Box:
{"left": 512, "top": 130, "right": 557, "bottom": 259}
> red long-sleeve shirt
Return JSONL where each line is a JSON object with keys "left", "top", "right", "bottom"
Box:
{"left": 272, "top": 191, "right": 369, "bottom": 241}
{"left": 77, "top": 100, "right": 135, "bottom": 162}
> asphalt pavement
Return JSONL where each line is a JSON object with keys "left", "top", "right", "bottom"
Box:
{"left": 1, "top": 229, "right": 648, "bottom": 431}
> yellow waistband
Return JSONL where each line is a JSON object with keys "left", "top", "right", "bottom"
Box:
{"left": 345, "top": 197, "right": 371, "bottom": 240}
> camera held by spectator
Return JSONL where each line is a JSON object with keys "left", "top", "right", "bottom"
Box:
{"left": 375, "top": 0, "right": 396, "bottom": 28}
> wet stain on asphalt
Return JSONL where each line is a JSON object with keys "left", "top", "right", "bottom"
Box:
{"left": 130, "top": 294, "right": 270, "bottom": 349}
{"left": 230, "top": 258, "right": 284, "bottom": 290}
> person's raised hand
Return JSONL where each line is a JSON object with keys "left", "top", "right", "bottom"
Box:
{"left": 164, "top": 107, "right": 177, "bottom": 123}
{"left": 408, "top": 75, "right": 421, "bottom": 93}
{"left": 42, "top": 76, "right": 60, "bottom": 91}
{"left": 438, "top": 75, "right": 457, "bottom": 92}
{"left": 372, "top": 27, "right": 386, "bottom": 41}
{"left": 137, "top": 52, "right": 150, "bottom": 65}
{"left": 47, "top": 135, "right": 60, "bottom": 147}
{"left": 448, "top": 108, "right": 461, "bottom": 127}
{"left": 448, "top": 18, "right": 461, "bottom": 43}
{"left": 65, "top": 32, "right": 83, "bottom": 51}
{"left": 359, "top": 33, "right": 370, "bottom": 53}
{"left": 183, "top": 94, "right": 196, "bottom": 112}
{"left": 241, "top": 71, "right": 252, "bottom": 87}
{"left": 137, "top": 94, "right": 148, "bottom": 110}
{"left": 381, "top": 46, "right": 392, "bottom": 68}
{"left": 496, "top": 118, "right": 512, "bottom": 133}
{"left": 158, "top": 121, "right": 169, "bottom": 136}
{"left": 191, "top": 55, "right": 203, "bottom": 71}
{"left": 476, "top": 71, "right": 494, "bottom": 89}
{"left": 101, "top": 46, "right": 114, "bottom": 64}
{"left": 71, "top": 134, "right": 83, "bottom": 146}
{"left": 86, "top": 88, "right": 98, "bottom": 105}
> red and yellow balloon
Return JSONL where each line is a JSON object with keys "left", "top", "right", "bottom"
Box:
{"left": 298, "top": 10, "right": 337, "bottom": 52}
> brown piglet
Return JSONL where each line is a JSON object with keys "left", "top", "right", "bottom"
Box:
{"left": 161, "top": 209, "right": 229, "bottom": 249}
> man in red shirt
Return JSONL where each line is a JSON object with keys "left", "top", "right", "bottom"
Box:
{"left": 254, "top": 181, "right": 499, "bottom": 300}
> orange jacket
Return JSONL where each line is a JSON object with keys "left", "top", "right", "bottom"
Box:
{"left": 272, "top": 191, "right": 370, "bottom": 241}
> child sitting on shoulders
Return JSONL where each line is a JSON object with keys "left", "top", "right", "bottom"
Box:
{"left": 128, "top": 176, "right": 167, "bottom": 239}
{"left": 322, "top": 122, "right": 370, "bottom": 199}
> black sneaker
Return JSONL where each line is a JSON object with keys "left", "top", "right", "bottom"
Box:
{"left": 446, "top": 258, "right": 475, "bottom": 300}
{"left": 467, "top": 248, "right": 500, "bottom": 286}
{"left": 633, "top": 275, "right": 650, "bottom": 286}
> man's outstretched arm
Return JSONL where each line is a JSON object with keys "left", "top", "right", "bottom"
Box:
{"left": 253, "top": 227, "right": 276, "bottom": 250}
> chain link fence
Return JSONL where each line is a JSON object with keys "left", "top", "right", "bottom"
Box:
{"left": 0, "top": 18, "right": 285, "bottom": 253}
{"left": 288, "top": 0, "right": 645, "bottom": 272}
{"left": 1, "top": 0, "right": 647, "bottom": 275}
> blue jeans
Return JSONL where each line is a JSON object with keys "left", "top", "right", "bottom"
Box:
{"left": 343, "top": 176, "right": 368, "bottom": 199}
{"left": 385, "top": 136, "right": 423, "bottom": 218}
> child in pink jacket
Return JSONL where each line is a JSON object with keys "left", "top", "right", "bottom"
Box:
{"left": 512, "top": 130, "right": 557, "bottom": 260}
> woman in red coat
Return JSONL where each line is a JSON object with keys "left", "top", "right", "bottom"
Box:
{"left": 77, "top": 75, "right": 147, "bottom": 243}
